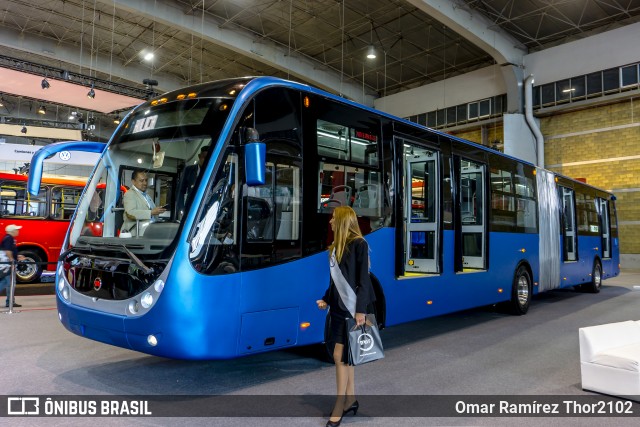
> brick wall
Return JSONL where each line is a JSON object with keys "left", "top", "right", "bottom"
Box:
{"left": 543, "top": 100, "right": 640, "bottom": 255}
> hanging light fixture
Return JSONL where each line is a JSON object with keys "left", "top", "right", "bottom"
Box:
{"left": 366, "top": 45, "right": 377, "bottom": 59}
{"left": 38, "top": 105, "right": 46, "bottom": 114}
{"left": 87, "top": 83, "right": 96, "bottom": 99}
{"left": 41, "top": 78, "right": 50, "bottom": 89}
{"left": 366, "top": 21, "right": 377, "bottom": 59}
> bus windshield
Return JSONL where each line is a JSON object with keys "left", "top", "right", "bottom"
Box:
{"left": 66, "top": 95, "right": 235, "bottom": 257}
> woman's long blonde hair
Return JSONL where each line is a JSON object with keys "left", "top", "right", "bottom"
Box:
{"left": 329, "top": 206, "right": 363, "bottom": 263}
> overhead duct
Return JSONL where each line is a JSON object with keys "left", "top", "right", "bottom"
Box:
{"left": 524, "top": 75, "right": 544, "bottom": 167}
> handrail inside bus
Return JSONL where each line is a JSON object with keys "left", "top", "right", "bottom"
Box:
{"left": 27, "top": 141, "right": 106, "bottom": 196}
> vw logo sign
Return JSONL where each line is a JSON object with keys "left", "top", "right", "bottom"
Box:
{"left": 59, "top": 151, "right": 71, "bottom": 161}
{"left": 93, "top": 277, "right": 102, "bottom": 291}
{"left": 357, "top": 332, "right": 374, "bottom": 351}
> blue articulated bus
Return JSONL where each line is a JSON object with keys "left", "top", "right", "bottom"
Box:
{"left": 28, "top": 76, "right": 620, "bottom": 360}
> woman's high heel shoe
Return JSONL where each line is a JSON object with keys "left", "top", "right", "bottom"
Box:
{"left": 326, "top": 415, "right": 343, "bottom": 427}
{"left": 343, "top": 400, "right": 359, "bottom": 416}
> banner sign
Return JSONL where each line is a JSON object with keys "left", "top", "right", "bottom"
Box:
{"left": 2, "top": 395, "right": 639, "bottom": 417}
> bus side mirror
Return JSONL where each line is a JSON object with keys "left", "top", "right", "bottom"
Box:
{"left": 245, "top": 141, "right": 266, "bottom": 186}
{"left": 243, "top": 128, "right": 265, "bottom": 186}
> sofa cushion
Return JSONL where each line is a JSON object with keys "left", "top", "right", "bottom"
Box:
{"left": 591, "top": 344, "right": 640, "bottom": 372}
{"left": 579, "top": 320, "right": 640, "bottom": 362}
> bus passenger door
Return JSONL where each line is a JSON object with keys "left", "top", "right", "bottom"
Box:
{"left": 598, "top": 198, "right": 611, "bottom": 259}
{"left": 459, "top": 160, "right": 486, "bottom": 270}
{"left": 404, "top": 151, "right": 439, "bottom": 274}
{"left": 561, "top": 187, "right": 577, "bottom": 261}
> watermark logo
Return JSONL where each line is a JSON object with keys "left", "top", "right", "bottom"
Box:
{"left": 7, "top": 397, "right": 40, "bottom": 415}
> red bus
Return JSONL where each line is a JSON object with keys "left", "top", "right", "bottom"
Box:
{"left": 0, "top": 172, "right": 89, "bottom": 283}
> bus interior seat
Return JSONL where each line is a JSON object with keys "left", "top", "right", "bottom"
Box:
{"left": 274, "top": 188, "right": 294, "bottom": 239}
{"left": 330, "top": 185, "right": 352, "bottom": 206}
{"left": 353, "top": 184, "right": 379, "bottom": 216}
{"left": 247, "top": 197, "right": 273, "bottom": 240}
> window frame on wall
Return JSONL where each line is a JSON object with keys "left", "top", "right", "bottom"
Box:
{"left": 621, "top": 64, "right": 639, "bottom": 89}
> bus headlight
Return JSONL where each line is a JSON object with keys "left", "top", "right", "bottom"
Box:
{"left": 57, "top": 276, "right": 65, "bottom": 292}
{"left": 140, "top": 292, "right": 153, "bottom": 309}
{"left": 128, "top": 300, "right": 139, "bottom": 314}
{"left": 153, "top": 279, "right": 164, "bottom": 293}
{"left": 61, "top": 287, "right": 69, "bottom": 300}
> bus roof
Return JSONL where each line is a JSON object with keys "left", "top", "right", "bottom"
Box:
{"left": 144, "top": 76, "right": 612, "bottom": 196}
{"left": 146, "top": 76, "right": 535, "bottom": 165}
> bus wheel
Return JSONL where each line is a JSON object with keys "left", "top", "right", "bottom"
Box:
{"left": 16, "top": 250, "right": 43, "bottom": 283}
{"left": 509, "top": 265, "right": 532, "bottom": 315}
{"left": 584, "top": 260, "right": 602, "bottom": 294}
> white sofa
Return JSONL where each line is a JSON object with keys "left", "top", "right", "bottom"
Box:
{"left": 579, "top": 320, "right": 640, "bottom": 398}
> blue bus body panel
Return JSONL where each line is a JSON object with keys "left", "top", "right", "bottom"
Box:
{"left": 58, "top": 299, "right": 127, "bottom": 348}
{"left": 57, "top": 226, "right": 544, "bottom": 359}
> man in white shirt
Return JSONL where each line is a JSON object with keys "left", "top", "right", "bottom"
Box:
{"left": 122, "top": 170, "right": 166, "bottom": 236}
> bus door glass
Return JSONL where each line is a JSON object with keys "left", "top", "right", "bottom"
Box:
{"left": 403, "top": 143, "right": 440, "bottom": 274}
{"left": 51, "top": 186, "right": 83, "bottom": 220}
{"left": 460, "top": 159, "right": 486, "bottom": 269}
{"left": 598, "top": 198, "right": 611, "bottom": 259}
{"left": 561, "top": 186, "right": 577, "bottom": 261}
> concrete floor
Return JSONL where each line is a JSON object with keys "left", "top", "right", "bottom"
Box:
{"left": 2, "top": 270, "right": 640, "bottom": 426}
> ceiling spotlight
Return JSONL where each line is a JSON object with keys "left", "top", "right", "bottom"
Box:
{"left": 41, "top": 78, "right": 50, "bottom": 89}
{"left": 38, "top": 105, "right": 46, "bottom": 114}
{"left": 87, "top": 84, "right": 95, "bottom": 99}
{"left": 113, "top": 115, "right": 121, "bottom": 125}
{"left": 21, "top": 126, "right": 27, "bottom": 134}
{"left": 144, "top": 52, "right": 154, "bottom": 61}
{"left": 366, "top": 45, "right": 377, "bottom": 59}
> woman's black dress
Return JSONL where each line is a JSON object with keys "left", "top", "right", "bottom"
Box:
{"left": 322, "top": 238, "right": 375, "bottom": 349}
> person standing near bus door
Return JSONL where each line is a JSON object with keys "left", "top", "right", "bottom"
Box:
{"left": 1, "top": 224, "right": 25, "bottom": 307}
{"left": 316, "top": 206, "right": 375, "bottom": 427}
{"left": 122, "top": 169, "right": 166, "bottom": 236}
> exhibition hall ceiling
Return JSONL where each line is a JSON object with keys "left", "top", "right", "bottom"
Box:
{"left": 1, "top": 0, "right": 640, "bottom": 114}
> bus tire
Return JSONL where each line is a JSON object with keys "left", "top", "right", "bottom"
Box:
{"left": 583, "top": 259, "right": 602, "bottom": 294}
{"left": 509, "top": 265, "right": 532, "bottom": 315}
{"left": 16, "top": 250, "right": 44, "bottom": 283}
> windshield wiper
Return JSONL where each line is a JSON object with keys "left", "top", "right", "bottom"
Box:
{"left": 119, "top": 244, "right": 153, "bottom": 275}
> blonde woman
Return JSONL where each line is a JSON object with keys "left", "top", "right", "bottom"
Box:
{"left": 316, "top": 206, "right": 375, "bottom": 427}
